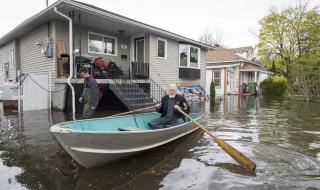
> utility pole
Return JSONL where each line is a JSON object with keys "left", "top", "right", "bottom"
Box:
{"left": 46, "top": 0, "right": 48, "bottom": 7}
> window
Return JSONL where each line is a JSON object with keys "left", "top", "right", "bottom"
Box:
{"left": 212, "top": 70, "right": 221, "bottom": 87}
{"left": 179, "top": 44, "right": 200, "bottom": 68}
{"left": 157, "top": 38, "right": 167, "bottom": 58}
{"left": 190, "top": 46, "right": 199, "bottom": 68}
{"left": 9, "top": 50, "right": 14, "bottom": 68}
{"left": 179, "top": 44, "right": 188, "bottom": 67}
{"left": 88, "top": 32, "right": 117, "bottom": 56}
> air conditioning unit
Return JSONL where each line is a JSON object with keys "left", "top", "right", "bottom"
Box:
{"left": 0, "top": 83, "right": 19, "bottom": 101}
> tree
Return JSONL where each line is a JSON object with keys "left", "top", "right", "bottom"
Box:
{"left": 199, "top": 28, "right": 224, "bottom": 47}
{"left": 257, "top": 2, "right": 320, "bottom": 100}
{"left": 257, "top": 2, "right": 320, "bottom": 80}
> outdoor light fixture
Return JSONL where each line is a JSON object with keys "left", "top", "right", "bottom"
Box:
{"left": 35, "top": 42, "right": 43, "bottom": 46}
{"left": 73, "top": 49, "right": 80, "bottom": 54}
{"left": 118, "top": 30, "right": 125, "bottom": 35}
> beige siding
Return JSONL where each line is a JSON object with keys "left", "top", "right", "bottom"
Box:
{"left": 0, "top": 52, "right": 3, "bottom": 84}
{"left": 0, "top": 41, "right": 16, "bottom": 84}
{"left": 149, "top": 34, "right": 206, "bottom": 91}
{"left": 200, "top": 48, "right": 206, "bottom": 88}
{"left": 19, "top": 22, "right": 56, "bottom": 81}
{"left": 55, "top": 20, "right": 131, "bottom": 75}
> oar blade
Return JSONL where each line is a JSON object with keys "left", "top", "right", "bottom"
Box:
{"left": 213, "top": 136, "right": 256, "bottom": 171}
{"left": 177, "top": 107, "right": 257, "bottom": 172}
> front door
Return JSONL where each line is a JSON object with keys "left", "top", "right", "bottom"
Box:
{"left": 226, "top": 70, "right": 234, "bottom": 94}
{"left": 135, "top": 37, "right": 144, "bottom": 63}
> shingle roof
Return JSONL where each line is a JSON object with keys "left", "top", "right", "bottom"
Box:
{"left": 207, "top": 48, "right": 246, "bottom": 63}
{"left": 240, "top": 63, "right": 271, "bottom": 72}
{"left": 206, "top": 47, "right": 273, "bottom": 74}
{"left": 230, "top": 46, "right": 254, "bottom": 54}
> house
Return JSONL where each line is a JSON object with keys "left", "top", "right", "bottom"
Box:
{"left": 0, "top": 0, "right": 211, "bottom": 112}
{"left": 205, "top": 47, "right": 272, "bottom": 96}
{"left": 230, "top": 46, "right": 255, "bottom": 60}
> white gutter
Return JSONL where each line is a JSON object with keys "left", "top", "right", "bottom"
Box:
{"left": 54, "top": 7, "right": 76, "bottom": 120}
{"left": 63, "top": 0, "right": 212, "bottom": 49}
{"left": 240, "top": 69, "right": 273, "bottom": 74}
{"left": 206, "top": 63, "right": 240, "bottom": 69}
{"left": 207, "top": 60, "right": 261, "bottom": 67}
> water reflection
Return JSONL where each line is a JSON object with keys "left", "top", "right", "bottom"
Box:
{"left": 0, "top": 96, "right": 320, "bottom": 189}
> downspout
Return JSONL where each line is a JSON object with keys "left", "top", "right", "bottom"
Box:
{"left": 224, "top": 67, "right": 227, "bottom": 95}
{"left": 54, "top": 7, "right": 76, "bottom": 120}
{"left": 238, "top": 67, "right": 241, "bottom": 95}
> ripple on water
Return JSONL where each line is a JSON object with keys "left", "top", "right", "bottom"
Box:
{"left": 161, "top": 141, "right": 320, "bottom": 190}
{"left": 309, "top": 143, "right": 320, "bottom": 150}
{"left": 0, "top": 151, "right": 27, "bottom": 190}
{"left": 303, "top": 131, "right": 320, "bottom": 135}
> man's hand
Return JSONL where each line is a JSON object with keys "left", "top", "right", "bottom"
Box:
{"left": 155, "top": 103, "right": 161, "bottom": 109}
{"left": 91, "top": 106, "right": 96, "bottom": 110}
{"left": 79, "top": 97, "right": 83, "bottom": 103}
{"left": 174, "top": 105, "right": 180, "bottom": 110}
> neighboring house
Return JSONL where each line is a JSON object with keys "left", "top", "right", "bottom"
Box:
{"left": 230, "top": 46, "right": 255, "bottom": 60}
{"left": 0, "top": 0, "right": 211, "bottom": 110}
{"left": 206, "top": 47, "right": 272, "bottom": 96}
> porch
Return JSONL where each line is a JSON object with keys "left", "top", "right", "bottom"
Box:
{"left": 57, "top": 59, "right": 150, "bottom": 80}
{"left": 53, "top": 60, "right": 165, "bottom": 113}
{"left": 238, "top": 62, "right": 272, "bottom": 95}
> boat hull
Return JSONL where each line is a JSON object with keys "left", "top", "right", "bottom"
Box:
{"left": 51, "top": 114, "right": 204, "bottom": 168}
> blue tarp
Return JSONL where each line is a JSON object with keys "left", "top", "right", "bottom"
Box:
{"left": 177, "top": 85, "right": 207, "bottom": 94}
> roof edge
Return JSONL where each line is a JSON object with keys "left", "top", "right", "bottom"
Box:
{"left": 0, "top": 0, "right": 213, "bottom": 49}
{"left": 65, "top": 0, "right": 212, "bottom": 49}
{"left": 0, "top": 0, "right": 63, "bottom": 46}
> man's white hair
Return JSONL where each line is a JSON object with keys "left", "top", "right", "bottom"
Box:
{"left": 169, "top": 83, "right": 177, "bottom": 90}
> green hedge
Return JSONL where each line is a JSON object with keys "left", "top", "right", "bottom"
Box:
{"left": 260, "top": 76, "right": 288, "bottom": 96}
{"left": 210, "top": 81, "right": 215, "bottom": 112}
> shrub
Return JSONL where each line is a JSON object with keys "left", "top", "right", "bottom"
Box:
{"left": 260, "top": 76, "right": 288, "bottom": 96}
{"left": 210, "top": 81, "right": 215, "bottom": 102}
{"left": 210, "top": 81, "right": 215, "bottom": 111}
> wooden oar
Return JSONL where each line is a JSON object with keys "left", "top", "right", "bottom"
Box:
{"left": 176, "top": 107, "right": 256, "bottom": 172}
{"left": 111, "top": 105, "right": 156, "bottom": 117}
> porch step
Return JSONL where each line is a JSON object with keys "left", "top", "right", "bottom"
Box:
{"left": 121, "top": 92, "right": 148, "bottom": 97}
{"left": 121, "top": 88, "right": 145, "bottom": 93}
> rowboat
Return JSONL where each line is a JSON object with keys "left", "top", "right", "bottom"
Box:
{"left": 50, "top": 112, "right": 204, "bottom": 168}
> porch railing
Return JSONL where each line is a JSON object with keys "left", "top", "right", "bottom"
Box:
{"left": 131, "top": 62, "right": 149, "bottom": 79}
{"left": 110, "top": 70, "right": 166, "bottom": 110}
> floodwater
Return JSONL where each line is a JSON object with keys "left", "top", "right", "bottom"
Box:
{"left": 0, "top": 96, "right": 319, "bottom": 190}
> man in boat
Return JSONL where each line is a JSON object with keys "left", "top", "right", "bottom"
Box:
{"left": 149, "top": 83, "right": 190, "bottom": 129}
{"left": 79, "top": 68, "right": 99, "bottom": 118}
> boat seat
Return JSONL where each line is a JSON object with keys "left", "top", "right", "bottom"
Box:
{"left": 118, "top": 127, "right": 148, "bottom": 131}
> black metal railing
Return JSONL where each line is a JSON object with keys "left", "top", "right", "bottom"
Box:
{"left": 109, "top": 70, "right": 166, "bottom": 110}
{"left": 131, "top": 62, "right": 149, "bottom": 79}
{"left": 58, "top": 57, "right": 151, "bottom": 80}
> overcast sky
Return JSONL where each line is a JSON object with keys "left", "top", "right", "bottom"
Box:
{"left": 0, "top": 0, "right": 318, "bottom": 48}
